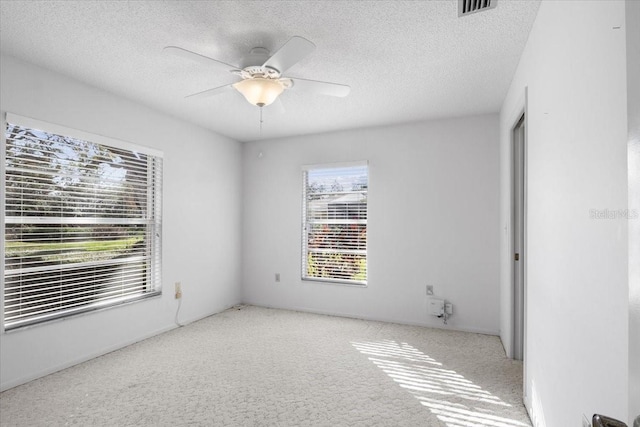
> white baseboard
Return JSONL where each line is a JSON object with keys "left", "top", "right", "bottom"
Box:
{"left": 241, "top": 300, "right": 499, "bottom": 336}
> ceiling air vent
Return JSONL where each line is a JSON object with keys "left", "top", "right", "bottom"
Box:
{"left": 458, "top": 0, "right": 497, "bottom": 17}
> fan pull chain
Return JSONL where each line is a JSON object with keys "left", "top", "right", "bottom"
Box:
{"left": 259, "top": 106, "right": 264, "bottom": 134}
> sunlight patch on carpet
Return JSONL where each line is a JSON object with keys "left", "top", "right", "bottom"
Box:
{"left": 351, "top": 340, "right": 529, "bottom": 427}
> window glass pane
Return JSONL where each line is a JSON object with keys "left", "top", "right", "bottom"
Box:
{"left": 3, "top": 118, "right": 162, "bottom": 330}
{"left": 302, "top": 163, "right": 368, "bottom": 284}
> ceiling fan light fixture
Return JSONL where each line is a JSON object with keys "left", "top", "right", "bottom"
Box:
{"left": 233, "top": 78, "right": 284, "bottom": 107}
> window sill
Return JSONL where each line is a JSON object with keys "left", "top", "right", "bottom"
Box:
{"left": 302, "top": 277, "right": 367, "bottom": 287}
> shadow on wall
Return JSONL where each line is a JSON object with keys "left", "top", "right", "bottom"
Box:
{"left": 351, "top": 339, "right": 530, "bottom": 427}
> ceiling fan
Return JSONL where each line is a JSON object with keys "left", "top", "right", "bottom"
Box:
{"left": 164, "top": 36, "right": 350, "bottom": 108}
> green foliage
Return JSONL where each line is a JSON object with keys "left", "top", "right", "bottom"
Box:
{"left": 352, "top": 258, "right": 367, "bottom": 282}
{"left": 306, "top": 251, "right": 367, "bottom": 283}
{"left": 307, "top": 252, "right": 319, "bottom": 278}
{"left": 5, "top": 236, "right": 143, "bottom": 264}
{"left": 5, "top": 123, "right": 148, "bottom": 219}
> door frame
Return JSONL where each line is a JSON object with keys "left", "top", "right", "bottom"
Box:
{"left": 509, "top": 103, "right": 528, "bottom": 401}
{"left": 511, "top": 113, "right": 526, "bottom": 362}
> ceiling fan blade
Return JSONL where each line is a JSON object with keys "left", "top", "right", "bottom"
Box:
{"left": 290, "top": 77, "right": 351, "bottom": 97}
{"left": 262, "top": 36, "right": 315, "bottom": 74}
{"left": 163, "top": 46, "right": 239, "bottom": 72}
{"left": 185, "top": 84, "right": 234, "bottom": 100}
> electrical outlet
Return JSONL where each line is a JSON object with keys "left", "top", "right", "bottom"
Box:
{"left": 426, "top": 285, "right": 434, "bottom": 295}
{"left": 175, "top": 282, "right": 182, "bottom": 299}
{"left": 445, "top": 303, "right": 453, "bottom": 315}
{"left": 275, "top": 273, "right": 280, "bottom": 282}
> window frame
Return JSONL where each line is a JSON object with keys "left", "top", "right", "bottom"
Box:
{"left": 301, "top": 161, "right": 368, "bottom": 286}
{"left": 2, "top": 113, "right": 163, "bottom": 331}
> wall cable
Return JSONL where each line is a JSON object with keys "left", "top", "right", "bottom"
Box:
{"left": 175, "top": 297, "right": 185, "bottom": 327}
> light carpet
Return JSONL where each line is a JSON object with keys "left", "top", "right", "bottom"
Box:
{"left": 0, "top": 305, "right": 532, "bottom": 426}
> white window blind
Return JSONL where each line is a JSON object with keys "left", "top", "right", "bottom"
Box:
{"left": 3, "top": 114, "right": 163, "bottom": 330}
{"left": 302, "top": 162, "right": 368, "bottom": 285}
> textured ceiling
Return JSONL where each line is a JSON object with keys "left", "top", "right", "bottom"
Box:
{"left": 0, "top": 0, "right": 540, "bottom": 142}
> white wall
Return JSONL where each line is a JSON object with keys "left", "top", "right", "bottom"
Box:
{"left": 0, "top": 55, "right": 243, "bottom": 391}
{"left": 499, "top": 1, "right": 629, "bottom": 425}
{"left": 242, "top": 115, "right": 500, "bottom": 334}
{"left": 627, "top": 0, "right": 640, "bottom": 422}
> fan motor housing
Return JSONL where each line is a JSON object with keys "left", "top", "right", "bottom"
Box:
{"left": 239, "top": 47, "right": 271, "bottom": 69}
{"left": 237, "top": 65, "right": 280, "bottom": 79}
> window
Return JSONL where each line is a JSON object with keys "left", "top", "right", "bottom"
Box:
{"left": 302, "top": 162, "right": 368, "bottom": 285}
{"left": 3, "top": 114, "right": 162, "bottom": 330}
